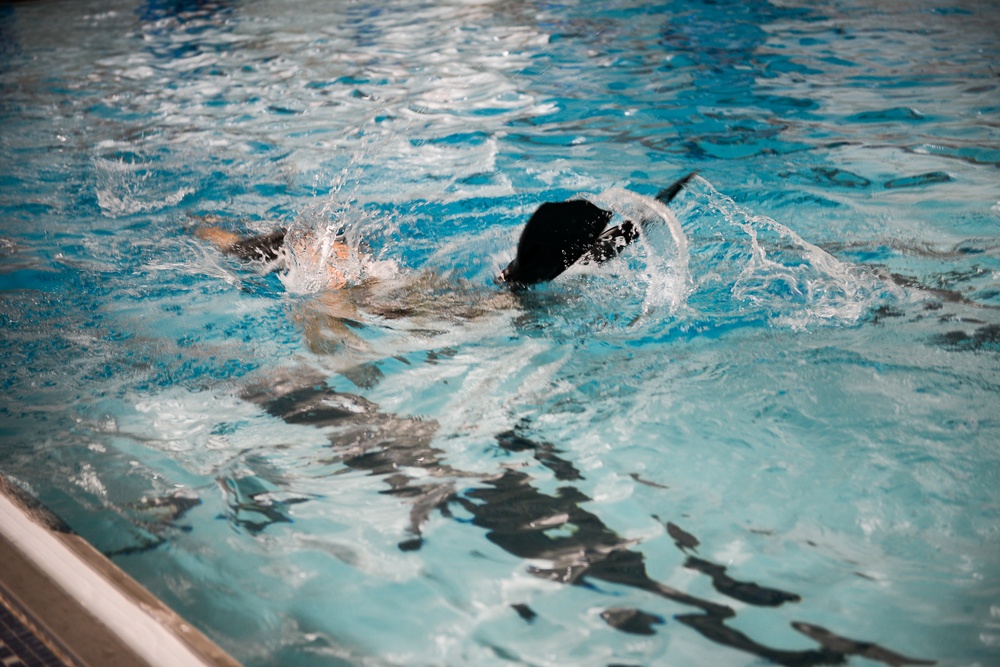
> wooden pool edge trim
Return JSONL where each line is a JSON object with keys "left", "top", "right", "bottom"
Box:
{"left": 0, "top": 476, "right": 241, "bottom": 667}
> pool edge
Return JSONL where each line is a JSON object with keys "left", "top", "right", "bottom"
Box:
{"left": 0, "top": 475, "right": 242, "bottom": 667}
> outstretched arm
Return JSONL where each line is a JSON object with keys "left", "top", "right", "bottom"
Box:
{"left": 583, "top": 171, "right": 697, "bottom": 265}
{"left": 194, "top": 226, "right": 286, "bottom": 262}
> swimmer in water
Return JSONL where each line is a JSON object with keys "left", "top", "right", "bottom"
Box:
{"left": 196, "top": 173, "right": 696, "bottom": 293}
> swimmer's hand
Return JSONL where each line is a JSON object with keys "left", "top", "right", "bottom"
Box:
{"left": 193, "top": 226, "right": 242, "bottom": 251}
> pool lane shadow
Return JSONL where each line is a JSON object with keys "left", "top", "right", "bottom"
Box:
{"left": 0, "top": 475, "right": 241, "bottom": 667}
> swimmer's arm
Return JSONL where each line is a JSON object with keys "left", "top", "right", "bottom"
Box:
{"left": 579, "top": 171, "right": 698, "bottom": 266}
{"left": 194, "top": 227, "right": 286, "bottom": 262}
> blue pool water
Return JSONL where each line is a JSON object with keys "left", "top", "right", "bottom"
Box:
{"left": 2, "top": 0, "right": 999, "bottom": 665}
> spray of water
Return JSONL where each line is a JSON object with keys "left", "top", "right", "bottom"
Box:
{"left": 588, "top": 186, "right": 691, "bottom": 318}
{"left": 693, "top": 177, "right": 894, "bottom": 330}
{"left": 278, "top": 224, "right": 404, "bottom": 295}
{"left": 94, "top": 154, "right": 193, "bottom": 218}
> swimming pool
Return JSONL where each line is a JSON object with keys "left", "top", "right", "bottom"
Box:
{"left": 1, "top": 0, "right": 998, "bottom": 664}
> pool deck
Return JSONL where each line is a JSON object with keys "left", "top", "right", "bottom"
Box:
{"left": 0, "top": 476, "right": 241, "bottom": 667}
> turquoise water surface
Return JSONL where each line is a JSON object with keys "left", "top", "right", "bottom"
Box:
{"left": 1, "top": 0, "right": 998, "bottom": 665}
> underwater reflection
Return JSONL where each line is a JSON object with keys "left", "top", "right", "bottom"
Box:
{"left": 244, "top": 377, "right": 935, "bottom": 667}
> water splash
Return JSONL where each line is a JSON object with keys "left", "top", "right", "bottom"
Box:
{"left": 278, "top": 203, "right": 402, "bottom": 295}
{"left": 676, "top": 177, "right": 894, "bottom": 331}
{"left": 94, "top": 154, "right": 193, "bottom": 218}
{"left": 554, "top": 177, "right": 891, "bottom": 338}
{"left": 276, "top": 176, "right": 889, "bottom": 338}
{"left": 589, "top": 186, "right": 691, "bottom": 317}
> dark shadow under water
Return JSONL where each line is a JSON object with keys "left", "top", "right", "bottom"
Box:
{"left": 234, "top": 377, "right": 936, "bottom": 667}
